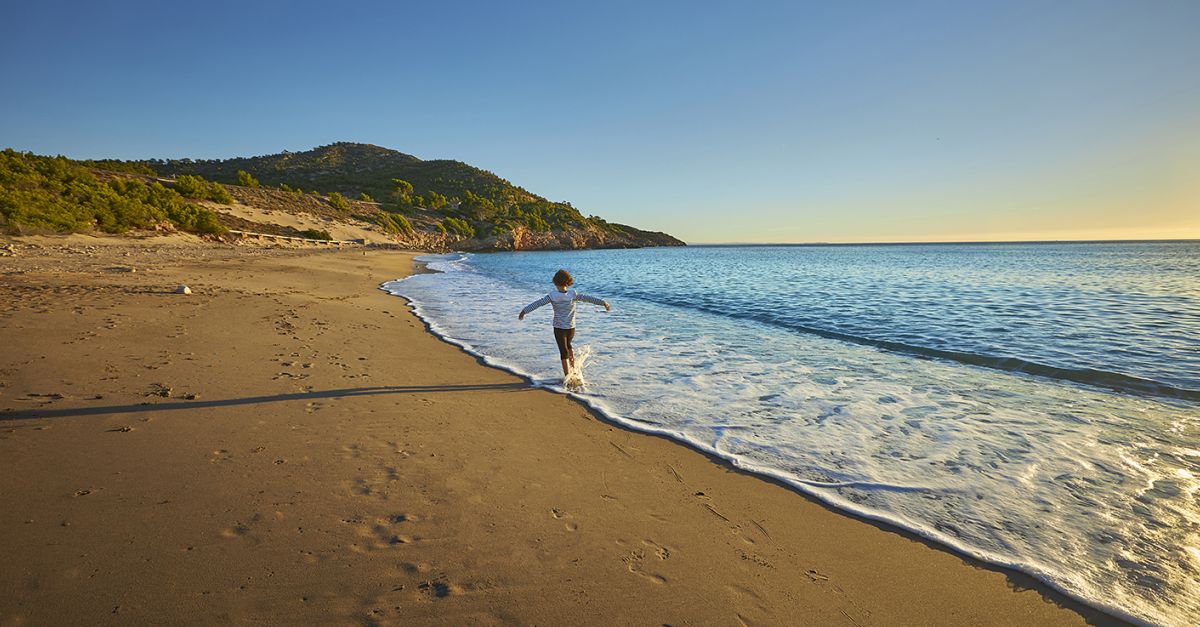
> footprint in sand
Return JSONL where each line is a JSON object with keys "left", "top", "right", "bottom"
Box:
{"left": 418, "top": 580, "right": 451, "bottom": 599}
{"left": 375, "top": 515, "right": 418, "bottom": 547}
{"left": 644, "top": 539, "right": 671, "bottom": 560}
{"left": 621, "top": 542, "right": 670, "bottom": 584}
{"left": 551, "top": 508, "right": 579, "bottom": 531}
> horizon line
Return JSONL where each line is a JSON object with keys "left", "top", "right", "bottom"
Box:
{"left": 683, "top": 237, "right": 1199, "bottom": 247}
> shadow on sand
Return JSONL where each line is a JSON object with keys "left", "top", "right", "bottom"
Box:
{"left": 1, "top": 383, "right": 531, "bottom": 421}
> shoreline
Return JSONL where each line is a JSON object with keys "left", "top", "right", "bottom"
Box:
{"left": 385, "top": 263, "right": 1138, "bottom": 627}
{"left": 1, "top": 241, "right": 1125, "bottom": 624}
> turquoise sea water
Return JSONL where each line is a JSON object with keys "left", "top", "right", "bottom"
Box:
{"left": 385, "top": 241, "right": 1200, "bottom": 626}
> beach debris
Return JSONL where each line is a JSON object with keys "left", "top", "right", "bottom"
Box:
{"left": 106, "top": 266, "right": 136, "bottom": 273}
{"left": 175, "top": 284, "right": 192, "bottom": 294}
{"left": 23, "top": 392, "right": 64, "bottom": 402}
{"left": 149, "top": 383, "right": 172, "bottom": 398}
{"left": 184, "top": 393, "right": 200, "bottom": 400}
{"left": 109, "top": 426, "right": 134, "bottom": 433}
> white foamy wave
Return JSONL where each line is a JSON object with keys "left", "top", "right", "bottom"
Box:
{"left": 383, "top": 253, "right": 1200, "bottom": 627}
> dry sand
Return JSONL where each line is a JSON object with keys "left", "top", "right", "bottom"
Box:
{"left": 0, "top": 237, "right": 1121, "bottom": 625}
{"left": 210, "top": 201, "right": 381, "bottom": 242}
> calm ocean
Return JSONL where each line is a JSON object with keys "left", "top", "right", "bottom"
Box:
{"left": 383, "top": 241, "right": 1199, "bottom": 626}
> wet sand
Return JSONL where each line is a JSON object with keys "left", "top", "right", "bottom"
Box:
{"left": 0, "top": 238, "right": 1120, "bottom": 625}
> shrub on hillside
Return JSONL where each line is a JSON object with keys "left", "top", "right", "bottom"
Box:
{"left": 237, "top": 170, "right": 260, "bottom": 188}
{"left": 0, "top": 149, "right": 225, "bottom": 235}
{"left": 371, "top": 210, "right": 412, "bottom": 236}
{"left": 300, "top": 228, "right": 333, "bottom": 240}
{"left": 327, "top": 192, "right": 351, "bottom": 211}
{"left": 424, "top": 190, "right": 448, "bottom": 210}
{"left": 442, "top": 216, "right": 475, "bottom": 238}
{"left": 175, "top": 174, "right": 232, "bottom": 203}
{"left": 392, "top": 178, "right": 414, "bottom": 208}
{"left": 460, "top": 190, "right": 497, "bottom": 221}
{"left": 165, "top": 200, "right": 225, "bottom": 233}
{"left": 391, "top": 212, "right": 413, "bottom": 233}
{"left": 79, "top": 159, "right": 158, "bottom": 176}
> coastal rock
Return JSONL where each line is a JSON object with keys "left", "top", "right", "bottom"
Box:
{"left": 175, "top": 284, "right": 192, "bottom": 294}
{"left": 459, "top": 224, "right": 683, "bottom": 252}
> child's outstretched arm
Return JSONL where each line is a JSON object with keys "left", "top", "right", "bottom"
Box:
{"left": 575, "top": 292, "right": 612, "bottom": 311}
{"left": 518, "top": 295, "right": 551, "bottom": 320}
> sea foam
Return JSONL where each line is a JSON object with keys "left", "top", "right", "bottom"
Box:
{"left": 384, "top": 247, "right": 1200, "bottom": 626}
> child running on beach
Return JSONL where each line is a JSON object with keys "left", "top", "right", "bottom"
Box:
{"left": 518, "top": 268, "right": 611, "bottom": 378}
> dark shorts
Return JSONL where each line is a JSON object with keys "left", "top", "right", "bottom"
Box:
{"left": 553, "top": 327, "right": 575, "bottom": 360}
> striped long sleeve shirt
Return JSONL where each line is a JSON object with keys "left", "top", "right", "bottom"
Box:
{"left": 521, "top": 289, "right": 606, "bottom": 329}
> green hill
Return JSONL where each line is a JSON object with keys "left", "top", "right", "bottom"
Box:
{"left": 138, "top": 142, "right": 684, "bottom": 247}
{"left": 1, "top": 142, "right": 684, "bottom": 250}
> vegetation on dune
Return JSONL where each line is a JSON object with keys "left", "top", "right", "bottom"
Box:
{"left": 327, "top": 191, "right": 351, "bottom": 211}
{"left": 0, "top": 149, "right": 225, "bottom": 235}
{"left": 299, "top": 228, "right": 332, "bottom": 240}
{"left": 370, "top": 210, "right": 413, "bottom": 235}
{"left": 174, "top": 174, "right": 233, "bottom": 203}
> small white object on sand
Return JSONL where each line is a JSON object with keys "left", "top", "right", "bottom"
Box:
{"left": 175, "top": 285, "right": 192, "bottom": 295}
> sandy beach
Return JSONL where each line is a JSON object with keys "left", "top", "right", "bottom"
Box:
{"left": 0, "top": 237, "right": 1120, "bottom": 625}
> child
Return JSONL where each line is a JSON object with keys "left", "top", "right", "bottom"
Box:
{"left": 518, "top": 268, "right": 611, "bottom": 378}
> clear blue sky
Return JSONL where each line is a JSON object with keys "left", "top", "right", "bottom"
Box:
{"left": 2, "top": 0, "right": 1197, "bottom": 242}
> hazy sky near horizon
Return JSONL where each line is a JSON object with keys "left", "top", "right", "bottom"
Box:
{"left": 2, "top": 0, "right": 1197, "bottom": 243}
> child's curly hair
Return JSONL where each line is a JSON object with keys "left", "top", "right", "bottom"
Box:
{"left": 553, "top": 269, "right": 574, "bottom": 287}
